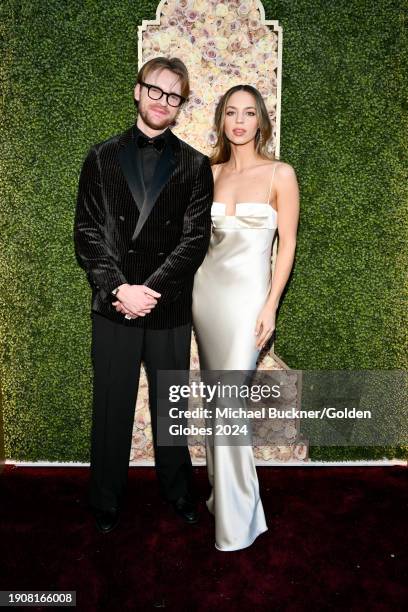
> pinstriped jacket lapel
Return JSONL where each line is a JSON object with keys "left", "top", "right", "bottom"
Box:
{"left": 117, "top": 126, "right": 181, "bottom": 242}
{"left": 117, "top": 126, "right": 144, "bottom": 213}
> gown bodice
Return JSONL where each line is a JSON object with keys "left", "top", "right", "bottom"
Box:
{"left": 211, "top": 201, "right": 278, "bottom": 230}
{"left": 192, "top": 202, "right": 278, "bottom": 371}
{"left": 209, "top": 202, "right": 278, "bottom": 279}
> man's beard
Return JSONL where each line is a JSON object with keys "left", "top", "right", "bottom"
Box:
{"left": 137, "top": 100, "right": 174, "bottom": 130}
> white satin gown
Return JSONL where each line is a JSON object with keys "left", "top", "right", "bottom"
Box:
{"left": 192, "top": 164, "right": 278, "bottom": 551}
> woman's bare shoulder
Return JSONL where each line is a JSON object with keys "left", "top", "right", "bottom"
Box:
{"left": 273, "top": 160, "right": 297, "bottom": 180}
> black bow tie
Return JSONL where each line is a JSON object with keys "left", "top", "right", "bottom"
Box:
{"left": 137, "top": 134, "right": 166, "bottom": 153}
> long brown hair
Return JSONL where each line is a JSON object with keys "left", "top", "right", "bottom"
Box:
{"left": 136, "top": 57, "right": 190, "bottom": 100}
{"left": 210, "top": 85, "right": 275, "bottom": 165}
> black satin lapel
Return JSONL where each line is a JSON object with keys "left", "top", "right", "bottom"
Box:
{"left": 117, "top": 138, "right": 144, "bottom": 213}
{"left": 131, "top": 143, "right": 177, "bottom": 242}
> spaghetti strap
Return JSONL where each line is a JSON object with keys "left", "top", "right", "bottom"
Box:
{"left": 267, "top": 163, "right": 279, "bottom": 205}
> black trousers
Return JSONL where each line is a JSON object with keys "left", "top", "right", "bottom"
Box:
{"left": 89, "top": 312, "right": 193, "bottom": 511}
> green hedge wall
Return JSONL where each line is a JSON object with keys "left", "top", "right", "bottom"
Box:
{"left": 0, "top": 0, "right": 406, "bottom": 462}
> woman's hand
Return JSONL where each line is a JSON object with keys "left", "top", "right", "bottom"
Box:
{"left": 255, "top": 305, "right": 276, "bottom": 350}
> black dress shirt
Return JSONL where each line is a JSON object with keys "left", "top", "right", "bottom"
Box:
{"left": 133, "top": 125, "right": 170, "bottom": 193}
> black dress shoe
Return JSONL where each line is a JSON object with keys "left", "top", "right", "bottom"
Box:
{"left": 93, "top": 507, "right": 120, "bottom": 534}
{"left": 171, "top": 494, "right": 199, "bottom": 524}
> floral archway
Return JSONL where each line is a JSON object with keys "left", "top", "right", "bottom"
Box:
{"left": 130, "top": 0, "right": 308, "bottom": 465}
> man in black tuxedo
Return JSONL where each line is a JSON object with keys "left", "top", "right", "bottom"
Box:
{"left": 74, "top": 57, "right": 213, "bottom": 533}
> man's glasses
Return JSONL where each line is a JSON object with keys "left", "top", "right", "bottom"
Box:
{"left": 139, "top": 81, "right": 186, "bottom": 108}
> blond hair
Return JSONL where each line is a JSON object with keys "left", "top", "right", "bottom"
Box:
{"left": 136, "top": 57, "right": 190, "bottom": 100}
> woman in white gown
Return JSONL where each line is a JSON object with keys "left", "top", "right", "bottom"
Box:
{"left": 192, "top": 85, "right": 299, "bottom": 551}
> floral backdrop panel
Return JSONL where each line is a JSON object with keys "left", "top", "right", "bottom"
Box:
{"left": 130, "top": 0, "right": 308, "bottom": 464}
{"left": 138, "top": 0, "right": 282, "bottom": 157}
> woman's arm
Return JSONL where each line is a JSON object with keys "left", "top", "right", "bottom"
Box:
{"left": 255, "top": 162, "right": 299, "bottom": 348}
{"left": 266, "top": 162, "right": 300, "bottom": 310}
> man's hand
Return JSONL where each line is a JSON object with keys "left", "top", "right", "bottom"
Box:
{"left": 112, "top": 300, "right": 138, "bottom": 319}
{"left": 112, "top": 284, "right": 161, "bottom": 319}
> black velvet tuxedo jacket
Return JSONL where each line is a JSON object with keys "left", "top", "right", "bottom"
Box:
{"left": 74, "top": 124, "right": 214, "bottom": 328}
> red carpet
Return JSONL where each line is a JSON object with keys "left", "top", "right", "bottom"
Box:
{"left": 0, "top": 464, "right": 407, "bottom": 611}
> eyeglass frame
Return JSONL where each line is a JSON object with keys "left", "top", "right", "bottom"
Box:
{"left": 138, "top": 81, "right": 187, "bottom": 107}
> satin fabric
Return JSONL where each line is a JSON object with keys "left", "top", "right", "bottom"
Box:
{"left": 192, "top": 202, "right": 278, "bottom": 551}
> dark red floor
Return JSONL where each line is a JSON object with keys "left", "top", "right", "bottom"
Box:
{"left": 0, "top": 464, "right": 407, "bottom": 611}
